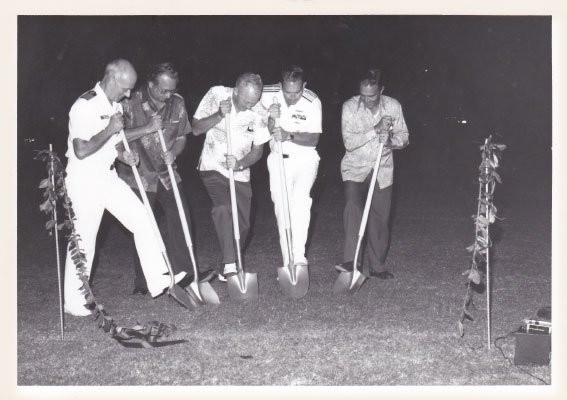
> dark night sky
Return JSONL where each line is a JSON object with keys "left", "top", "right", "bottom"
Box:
{"left": 17, "top": 15, "right": 552, "bottom": 195}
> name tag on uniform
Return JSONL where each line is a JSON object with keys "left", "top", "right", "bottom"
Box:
{"left": 100, "top": 115, "right": 110, "bottom": 120}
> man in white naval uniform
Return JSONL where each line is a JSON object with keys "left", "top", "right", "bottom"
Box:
{"left": 262, "top": 65, "right": 322, "bottom": 268}
{"left": 63, "top": 59, "right": 185, "bottom": 316}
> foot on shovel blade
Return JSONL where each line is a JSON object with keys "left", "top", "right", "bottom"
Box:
{"left": 227, "top": 271, "right": 258, "bottom": 301}
{"left": 168, "top": 284, "right": 199, "bottom": 309}
{"left": 277, "top": 264, "right": 309, "bottom": 299}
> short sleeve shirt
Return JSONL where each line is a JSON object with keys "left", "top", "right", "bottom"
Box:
{"left": 260, "top": 83, "right": 322, "bottom": 155}
{"left": 116, "top": 86, "right": 191, "bottom": 192}
{"left": 194, "top": 86, "right": 270, "bottom": 182}
{"left": 65, "top": 82, "right": 124, "bottom": 176}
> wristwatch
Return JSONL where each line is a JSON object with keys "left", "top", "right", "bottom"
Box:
{"left": 288, "top": 133, "right": 295, "bottom": 141}
{"left": 238, "top": 161, "right": 244, "bottom": 171}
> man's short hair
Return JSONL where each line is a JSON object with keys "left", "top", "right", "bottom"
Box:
{"left": 359, "top": 68, "right": 383, "bottom": 88}
{"left": 147, "top": 62, "right": 179, "bottom": 84}
{"left": 235, "top": 72, "right": 263, "bottom": 91}
{"left": 281, "top": 65, "right": 304, "bottom": 83}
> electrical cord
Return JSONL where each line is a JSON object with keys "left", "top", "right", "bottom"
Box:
{"left": 494, "top": 330, "right": 550, "bottom": 385}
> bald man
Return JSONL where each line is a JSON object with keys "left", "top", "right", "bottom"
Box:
{"left": 192, "top": 73, "right": 270, "bottom": 280}
{"left": 63, "top": 59, "right": 186, "bottom": 316}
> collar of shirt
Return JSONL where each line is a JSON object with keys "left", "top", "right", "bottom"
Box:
{"left": 356, "top": 94, "right": 385, "bottom": 117}
{"left": 94, "top": 81, "right": 120, "bottom": 114}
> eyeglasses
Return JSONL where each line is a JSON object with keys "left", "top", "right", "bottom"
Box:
{"left": 154, "top": 86, "right": 177, "bottom": 96}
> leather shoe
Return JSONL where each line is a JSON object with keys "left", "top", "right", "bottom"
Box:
{"left": 370, "top": 271, "right": 394, "bottom": 280}
{"left": 132, "top": 287, "right": 149, "bottom": 295}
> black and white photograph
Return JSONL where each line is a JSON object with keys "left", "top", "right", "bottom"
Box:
{"left": 9, "top": 0, "right": 566, "bottom": 396}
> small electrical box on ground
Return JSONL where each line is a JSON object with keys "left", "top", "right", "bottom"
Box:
{"left": 513, "top": 320, "right": 551, "bottom": 366}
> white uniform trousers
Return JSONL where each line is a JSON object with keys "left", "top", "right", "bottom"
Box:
{"left": 267, "top": 150, "right": 319, "bottom": 266}
{"left": 63, "top": 168, "right": 169, "bottom": 314}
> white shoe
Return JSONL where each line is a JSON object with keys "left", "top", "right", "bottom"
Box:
{"left": 294, "top": 256, "right": 308, "bottom": 267}
{"left": 218, "top": 262, "right": 237, "bottom": 282}
{"left": 64, "top": 305, "right": 92, "bottom": 317}
{"left": 151, "top": 271, "right": 188, "bottom": 297}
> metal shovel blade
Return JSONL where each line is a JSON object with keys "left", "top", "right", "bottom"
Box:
{"left": 227, "top": 271, "right": 258, "bottom": 301}
{"left": 333, "top": 270, "right": 368, "bottom": 295}
{"left": 197, "top": 282, "right": 220, "bottom": 305}
{"left": 168, "top": 284, "right": 199, "bottom": 309}
{"left": 277, "top": 264, "right": 309, "bottom": 299}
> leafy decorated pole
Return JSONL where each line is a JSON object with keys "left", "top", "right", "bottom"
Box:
{"left": 458, "top": 136, "right": 506, "bottom": 349}
{"left": 35, "top": 147, "right": 183, "bottom": 348}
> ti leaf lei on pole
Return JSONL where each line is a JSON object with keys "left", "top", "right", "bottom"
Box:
{"left": 458, "top": 136, "right": 506, "bottom": 349}
{"left": 35, "top": 147, "right": 183, "bottom": 348}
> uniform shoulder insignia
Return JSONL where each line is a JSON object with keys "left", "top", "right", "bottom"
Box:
{"left": 302, "top": 88, "right": 317, "bottom": 102}
{"left": 263, "top": 84, "right": 281, "bottom": 93}
{"left": 80, "top": 90, "right": 97, "bottom": 100}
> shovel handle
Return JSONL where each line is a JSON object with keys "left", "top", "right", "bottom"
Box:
{"left": 352, "top": 142, "right": 384, "bottom": 271}
{"left": 156, "top": 129, "right": 200, "bottom": 279}
{"left": 273, "top": 97, "right": 294, "bottom": 265}
{"left": 120, "top": 132, "right": 175, "bottom": 280}
{"left": 225, "top": 114, "right": 245, "bottom": 274}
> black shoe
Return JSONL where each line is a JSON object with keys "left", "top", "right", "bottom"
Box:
{"left": 177, "top": 274, "right": 195, "bottom": 288}
{"left": 132, "top": 287, "right": 149, "bottom": 295}
{"left": 370, "top": 270, "right": 394, "bottom": 280}
{"left": 199, "top": 269, "right": 217, "bottom": 283}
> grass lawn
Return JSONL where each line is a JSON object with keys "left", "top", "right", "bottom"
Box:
{"left": 16, "top": 155, "right": 552, "bottom": 388}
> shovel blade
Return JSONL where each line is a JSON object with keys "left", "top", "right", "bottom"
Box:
{"left": 168, "top": 284, "right": 198, "bottom": 309}
{"left": 227, "top": 272, "right": 258, "bottom": 301}
{"left": 198, "top": 282, "right": 220, "bottom": 305}
{"left": 333, "top": 271, "right": 367, "bottom": 295}
{"left": 277, "top": 264, "right": 309, "bottom": 299}
{"left": 186, "top": 282, "right": 205, "bottom": 305}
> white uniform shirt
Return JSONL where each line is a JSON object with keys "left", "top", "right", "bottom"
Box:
{"left": 194, "top": 86, "right": 270, "bottom": 182}
{"left": 260, "top": 84, "right": 322, "bottom": 155}
{"left": 66, "top": 82, "right": 124, "bottom": 177}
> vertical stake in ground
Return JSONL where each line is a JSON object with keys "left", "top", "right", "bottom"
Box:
{"left": 49, "top": 144, "right": 64, "bottom": 340}
{"left": 484, "top": 138, "right": 492, "bottom": 349}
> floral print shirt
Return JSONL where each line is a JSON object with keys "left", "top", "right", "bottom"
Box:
{"left": 194, "top": 86, "right": 270, "bottom": 182}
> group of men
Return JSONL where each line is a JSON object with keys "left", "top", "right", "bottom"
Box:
{"left": 62, "top": 59, "right": 409, "bottom": 316}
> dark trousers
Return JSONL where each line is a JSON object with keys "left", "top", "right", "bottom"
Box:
{"left": 199, "top": 170, "right": 252, "bottom": 265}
{"left": 132, "top": 181, "right": 192, "bottom": 290}
{"left": 343, "top": 177, "right": 393, "bottom": 272}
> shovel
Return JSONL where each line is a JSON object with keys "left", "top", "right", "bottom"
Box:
{"left": 120, "top": 132, "right": 198, "bottom": 309}
{"left": 272, "top": 98, "right": 309, "bottom": 299}
{"left": 156, "top": 128, "right": 220, "bottom": 305}
{"left": 333, "top": 142, "right": 385, "bottom": 295}
{"left": 225, "top": 114, "right": 259, "bottom": 301}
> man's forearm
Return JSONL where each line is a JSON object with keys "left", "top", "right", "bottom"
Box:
{"left": 170, "top": 136, "right": 187, "bottom": 158}
{"left": 285, "top": 131, "right": 320, "bottom": 147}
{"left": 124, "top": 125, "right": 152, "bottom": 142}
{"left": 73, "top": 126, "right": 115, "bottom": 160}
{"left": 192, "top": 112, "right": 224, "bottom": 136}
{"left": 237, "top": 145, "right": 264, "bottom": 169}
